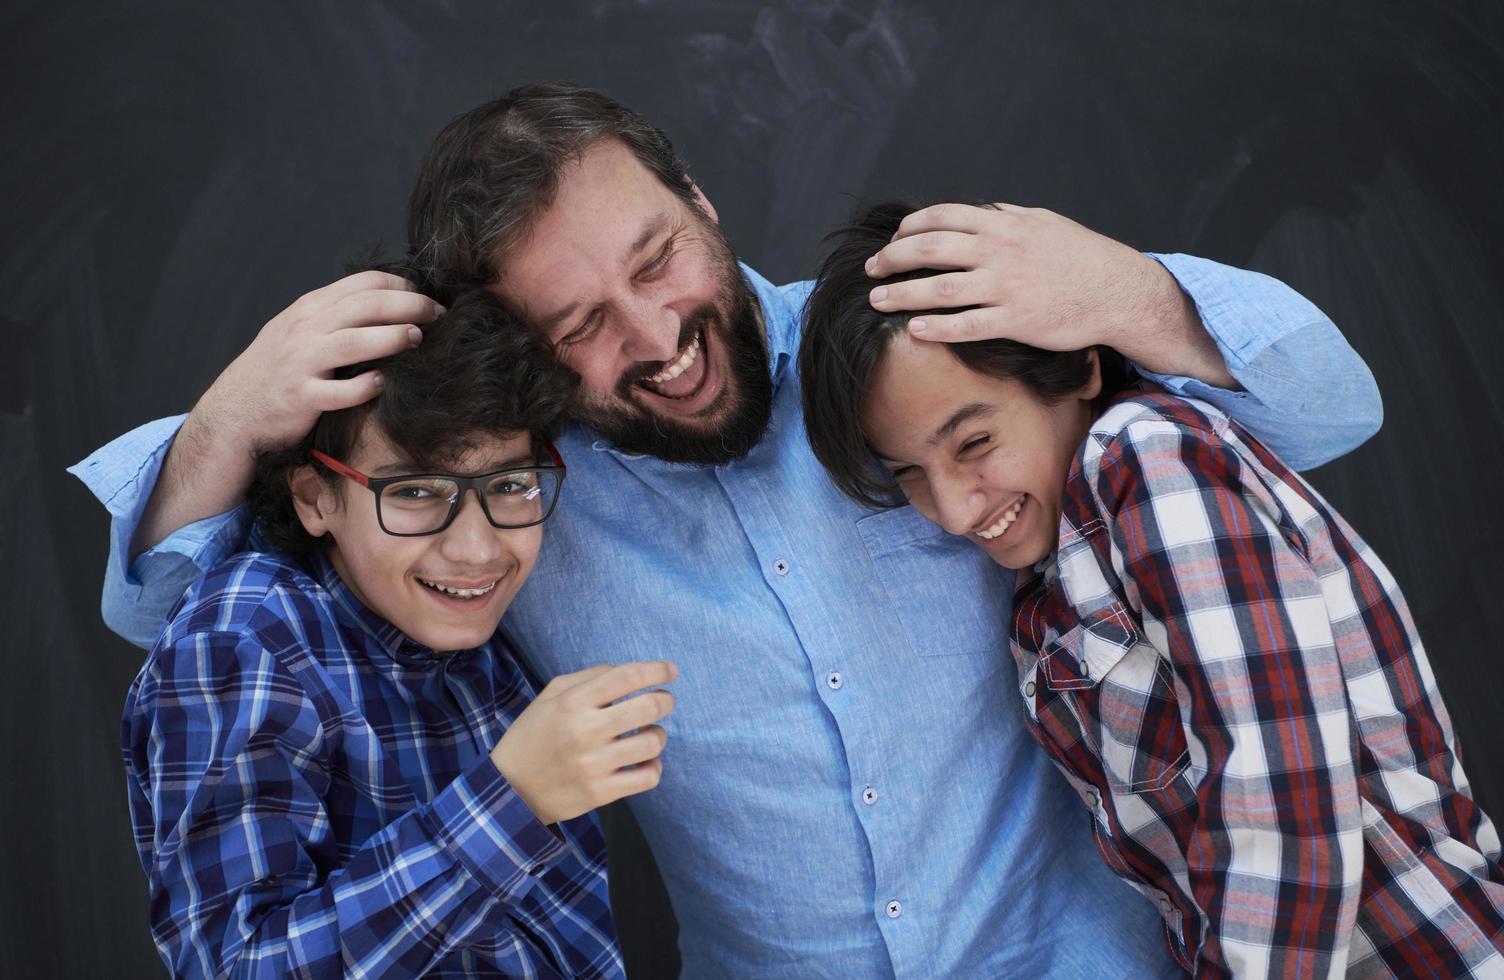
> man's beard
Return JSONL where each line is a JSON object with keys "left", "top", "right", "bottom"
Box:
{"left": 569, "top": 233, "right": 774, "bottom": 466}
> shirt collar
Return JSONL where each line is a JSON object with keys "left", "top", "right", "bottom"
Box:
{"left": 309, "top": 550, "right": 445, "bottom": 667}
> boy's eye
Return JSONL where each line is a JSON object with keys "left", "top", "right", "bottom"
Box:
{"left": 958, "top": 435, "right": 991, "bottom": 456}
{"left": 487, "top": 473, "right": 538, "bottom": 496}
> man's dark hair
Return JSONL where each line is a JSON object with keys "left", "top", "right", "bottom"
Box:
{"left": 799, "top": 201, "right": 1128, "bottom": 510}
{"left": 250, "top": 282, "right": 579, "bottom": 554}
{"left": 408, "top": 82, "right": 697, "bottom": 299}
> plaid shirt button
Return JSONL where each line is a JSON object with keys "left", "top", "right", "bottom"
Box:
{"left": 1023, "top": 680, "right": 1036, "bottom": 698}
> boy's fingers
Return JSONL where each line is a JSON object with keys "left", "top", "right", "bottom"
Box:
{"left": 606, "top": 726, "right": 669, "bottom": 768}
{"left": 575, "top": 660, "right": 678, "bottom": 707}
{"left": 608, "top": 757, "right": 664, "bottom": 798}
{"left": 601, "top": 688, "right": 676, "bottom": 735}
{"left": 541, "top": 664, "right": 615, "bottom": 698}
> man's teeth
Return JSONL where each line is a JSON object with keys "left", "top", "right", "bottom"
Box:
{"left": 976, "top": 498, "right": 1026, "bottom": 540}
{"left": 645, "top": 334, "right": 701, "bottom": 384}
{"left": 418, "top": 578, "right": 498, "bottom": 599}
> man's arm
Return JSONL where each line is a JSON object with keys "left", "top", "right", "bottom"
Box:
{"left": 68, "top": 271, "right": 441, "bottom": 647}
{"left": 1090, "top": 416, "right": 1365, "bottom": 978}
{"left": 126, "top": 631, "right": 603, "bottom": 978}
{"left": 864, "top": 203, "right": 1382, "bottom": 470}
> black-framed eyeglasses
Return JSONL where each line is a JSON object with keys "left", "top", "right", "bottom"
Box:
{"left": 310, "top": 444, "right": 566, "bottom": 537}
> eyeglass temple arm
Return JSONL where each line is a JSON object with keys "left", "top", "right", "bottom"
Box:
{"left": 545, "top": 442, "right": 565, "bottom": 468}
{"left": 309, "top": 449, "right": 370, "bottom": 487}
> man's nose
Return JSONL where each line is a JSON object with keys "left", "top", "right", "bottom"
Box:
{"left": 932, "top": 477, "right": 989, "bottom": 537}
{"left": 619, "top": 301, "right": 682, "bottom": 365}
{"left": 437, "top": 490, "right": 505, "bottom": 564}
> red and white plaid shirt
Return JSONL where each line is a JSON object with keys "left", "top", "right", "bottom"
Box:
{"left": 1012, "top": 386, "right": 1504, "bottom": 978}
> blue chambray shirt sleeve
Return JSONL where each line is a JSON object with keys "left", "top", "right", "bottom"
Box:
{"left": 66, "top": 414, "right": 251, "bottom": 649}
{"left": 1137, "top": 253, "right": 1383, "bottom": 471}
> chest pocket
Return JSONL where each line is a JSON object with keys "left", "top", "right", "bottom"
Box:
{"left": 1040, "top": 602, "right": 1190, "bottom": 795}
{"left": 856, "top": 505, "right": 1008, "bottom": 658}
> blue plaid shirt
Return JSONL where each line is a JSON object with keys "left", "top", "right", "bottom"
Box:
{"left": 121, "top": 549, "right": 622, "bottom": 978}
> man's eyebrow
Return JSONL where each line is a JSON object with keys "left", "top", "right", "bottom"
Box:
{"left": 533, "top": 212, "right": 673, "bottom": 335}
{"left": 927, "top": 402, "right": 996, "bottom": 448}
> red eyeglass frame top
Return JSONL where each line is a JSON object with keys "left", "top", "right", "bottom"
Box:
{"left": 308, "top": 443, "right": 567, "bottom": 535}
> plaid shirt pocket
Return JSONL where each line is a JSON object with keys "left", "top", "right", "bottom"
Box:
{"left": 1041, "top": 603, "right": 1190, "bottom": 796}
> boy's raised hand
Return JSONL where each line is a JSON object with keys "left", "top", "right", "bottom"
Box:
{"left": 491, "top": 660, "right": 679, "bottom": 826}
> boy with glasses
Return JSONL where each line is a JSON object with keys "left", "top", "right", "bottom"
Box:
{"left": 121, "top": 286, "right": 675, "bottom": 978}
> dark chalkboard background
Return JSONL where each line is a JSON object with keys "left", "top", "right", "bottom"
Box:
{"left": 5, "top": 2, "right": 1502, "bottom": 976}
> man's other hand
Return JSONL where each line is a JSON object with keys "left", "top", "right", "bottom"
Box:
{"left": 863, "top": 203, "right": 1235, "bottom": 388}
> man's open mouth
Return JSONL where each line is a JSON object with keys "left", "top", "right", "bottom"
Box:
{"left": 636, "top": 329, "right": 710, "bottom": 401}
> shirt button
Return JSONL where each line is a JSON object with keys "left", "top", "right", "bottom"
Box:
{"left": 885, "top": 900, "right": 902, "bottom": 919}
{"left": 1083, "top": 787, "right": 1101, "bottom": 810}
{"left": 826, "top": 671, "right": 843, "bottom": 690}
{"left": 773, "top": 558, "right": 790, "bottom": 576}
{"left": 1023, "top": 680, "right": 1036, "bottom": 698}
{"left": 862, "top": 786, "right": 878, "bottom": 806}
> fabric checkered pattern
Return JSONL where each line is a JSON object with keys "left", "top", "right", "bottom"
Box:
{"left": 122, "top": 549, "right": 622, "bottom": 978}
{"left": 1012, "top": 386, "right": 1504, "bottom": 978}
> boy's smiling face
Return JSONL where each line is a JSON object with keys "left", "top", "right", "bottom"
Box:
{"left": 861, "top": 334, "right": 1100, "bottom": 570}
{"left": 292, "top": 421, "right": 544, "bottom": 652}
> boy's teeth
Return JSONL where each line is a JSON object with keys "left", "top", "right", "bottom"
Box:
{"left": 419, "top": 578, "right": 497, "bottom": 598}
{"left": 645, "top": 334, "right": 700, "bottom": 384}
{"left": 976, "top": 498, "right": 1025, "bottom": 540}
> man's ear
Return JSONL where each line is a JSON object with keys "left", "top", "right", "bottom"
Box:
{"left": 289, "top": 465, "right": 337, "bottom": 538}
{"left": 1080, "top": 348, "right": 1105, "bottom": 402}
{"left": 686, "top": 177, "right": 719, "bottom": 225}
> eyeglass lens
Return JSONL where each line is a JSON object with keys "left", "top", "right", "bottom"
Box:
{"left": 377, "top": 470, "right": 560, "bottom": 534}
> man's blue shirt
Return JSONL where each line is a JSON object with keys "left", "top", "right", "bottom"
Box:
{"left": 75, "top": 255, "right": 1382, "bottom": 978}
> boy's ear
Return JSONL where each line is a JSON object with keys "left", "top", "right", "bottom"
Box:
{"left": 289, "top": 465, "right": 337, "bottom": 538}
{"left": 1080, "top": 348, "right": 1105, "bottom": 402}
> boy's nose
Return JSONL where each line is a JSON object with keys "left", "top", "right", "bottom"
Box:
{"left": 933, "top": 481, "right": 990, "bottom": 537}
{"left": 437, "top": 490, "right": 505, "bottom": 563}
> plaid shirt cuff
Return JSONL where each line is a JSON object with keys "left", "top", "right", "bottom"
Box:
{"left": 424, "top": 754, "right": 571, "bottom": 903}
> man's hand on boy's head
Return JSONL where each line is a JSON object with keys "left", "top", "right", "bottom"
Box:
{"left": 199, "top": 270, "right": 444, "bottom": 457}
{"left": 130, "top": 270, "right": 447, "bottom": 560}
{"left": 491, "top": 660, "right": 679, "bottom": 826}
{"left": 863, "top": 202, "right": 1236, "bottom": 389}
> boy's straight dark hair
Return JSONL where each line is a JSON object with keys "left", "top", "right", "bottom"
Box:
{"left": 799, "top": 201, "right": 1128, "bottom": 509}
{"left": 249, "top": 275, "right": 578, "bottom": 554}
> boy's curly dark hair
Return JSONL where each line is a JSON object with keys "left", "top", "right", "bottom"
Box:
{"left": 249, "top": 279, "right": 578, "bottom": 555}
